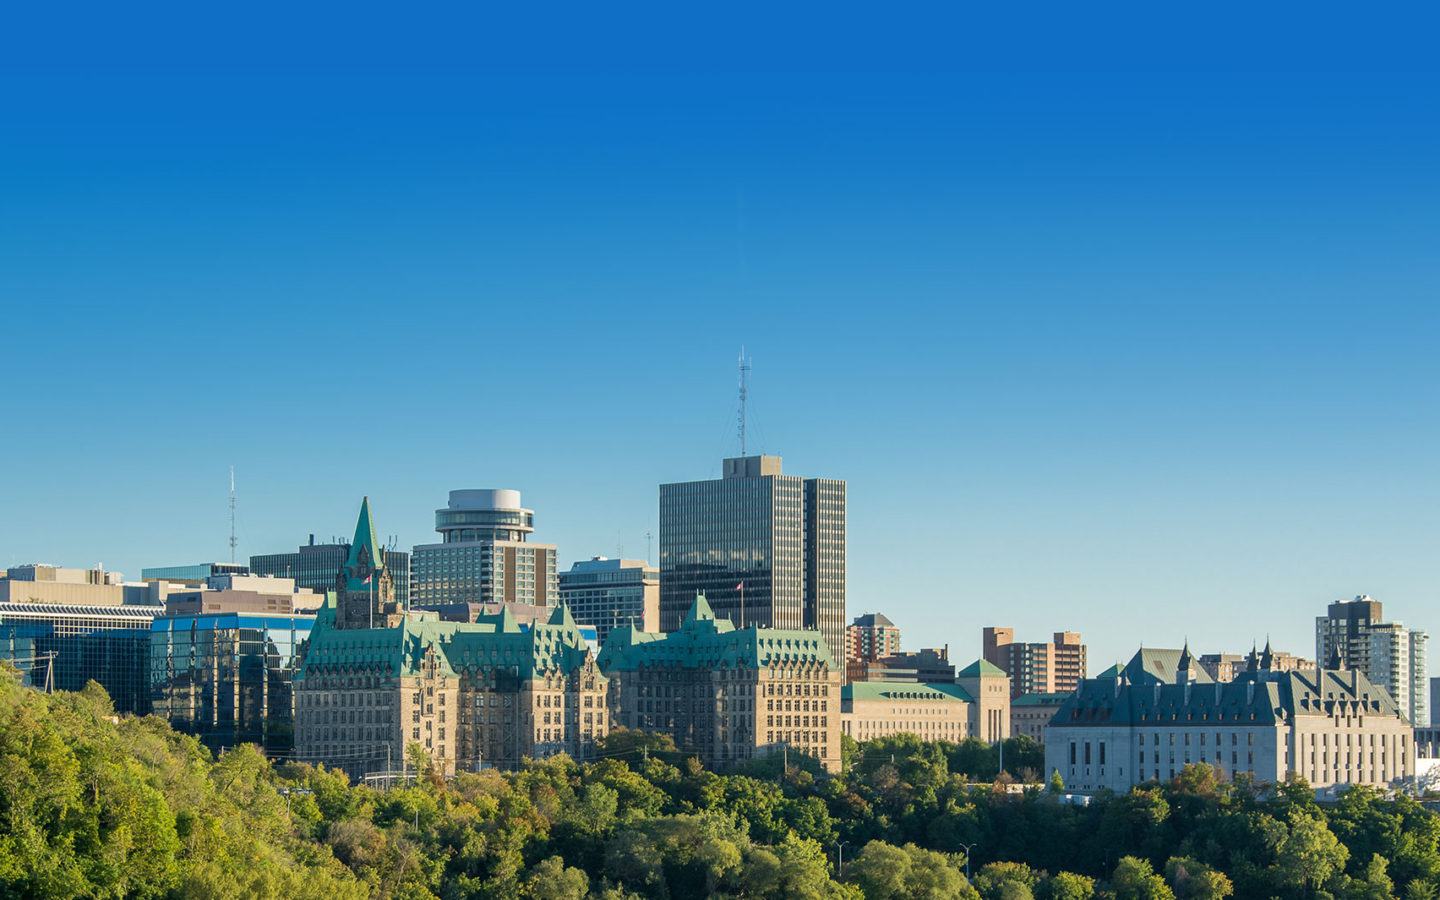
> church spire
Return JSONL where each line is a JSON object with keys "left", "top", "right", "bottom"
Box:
{"left": 345, "top": 495, "right": 384, "bottom": 581}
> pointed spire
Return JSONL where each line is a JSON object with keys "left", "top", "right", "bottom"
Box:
{"left": 1176, "top": 640, "right": 1194, "bottom": 686}
{"left": 1246, "top": 640, "right": 1260, "bottom": 673}
{"left": 345, "top": 496, "right": 384, "bottom": 575}
{"left": 1260, "top": 636, "right": 1274, "bottom": 670}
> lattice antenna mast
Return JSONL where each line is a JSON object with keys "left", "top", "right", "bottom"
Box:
{"left": 228, "top": 466, "right": 238, "bottom": 563}
{"left": 737, "top": 347, "right": 751, "bottom": 456}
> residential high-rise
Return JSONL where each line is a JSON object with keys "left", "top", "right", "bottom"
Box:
{"left": 411, "top": 489, "right": 558, "bottom": 609}
{"left": 599, "top": 593, "right": 842, "bottom": 773}
{"left": 659, "top": 455, "right": 846, "bottom": 670}
{"left": 558, "top": 557, "right": 658, "bottom": 646}
{"left": 982, "top": 627, "right": 1087, "bottom": 698}
{"left": 251, "top": 535, "right": 410, "bottom": 606}
{"left": 847, "top": 612, "right": 901, "bottom": 663}
{"left": 1315, "top": 595, "right": 1427, "bottom": 724}
{"left": 1315, "top": 595, "right": 1384, "bottom": 671}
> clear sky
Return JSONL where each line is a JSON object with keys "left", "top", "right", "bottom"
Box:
{"left": 3, "top": 7, "right": 1439, "bottom": 668}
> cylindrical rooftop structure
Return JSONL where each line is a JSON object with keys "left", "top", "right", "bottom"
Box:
{"left": 436, "top": 489, "right": 535, "bottom": 543}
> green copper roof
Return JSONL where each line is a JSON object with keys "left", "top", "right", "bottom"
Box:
{"left": 342, "top": 497, "right": 385, "bottom": 592}
{"left": 1095, "top": 663, "right": 1125, "bottom": 679}
{"left": 299, "top": 593, "right": 599, "bottom": 682}
{"left": 1051, "top": 666, "right": 1399, "bottom": 729}
{"left": 956, "top": 659, "right": 1006, "bottom": 678}
{"left": 1124, "top": 647, "right": 1215, "bottom": 686}
{"left": 843, "top": 681, "right": 974, "bottom": 703}
{"left": 598, "top": 593, "right": 833, "bottom": 671}
{"left": 1012, "top": 691, "right": 1074, "bottom": 706}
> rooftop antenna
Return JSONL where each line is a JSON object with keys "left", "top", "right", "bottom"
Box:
{"left": 228, "top": 466, "right": 237, "bottom": 564}
{"left": 737, "top": 347, "right": 751, "bottom": 456}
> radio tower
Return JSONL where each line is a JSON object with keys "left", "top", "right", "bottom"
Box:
{"left": 737, "top": 347, "right": 751, "bottom": 455}
{"left": 228, "top": 466, "right": 238, "bottom": 564}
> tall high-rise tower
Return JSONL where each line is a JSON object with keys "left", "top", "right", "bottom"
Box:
{"left": 333, "top": 497, "right": 402, "bottom": 630}
{"left": 659, "top": 455, "right": 847, "bottom": 668}
{"left": 411, "top": 489, "right": 558, "bottom": 608}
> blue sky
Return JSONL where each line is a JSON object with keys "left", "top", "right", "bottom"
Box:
{"left": 3, "top": 7, "right": 1440, "bottom": 667}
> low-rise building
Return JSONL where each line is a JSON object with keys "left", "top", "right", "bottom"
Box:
{"left": 1199, "top": 648, "right": 1314, "bottom": 682}
{"left": 1010, "top": 691, "right": 1071, "bottom": 743}
{"left": 1046, "top": 643, "right": 1415, "bottom": 794}
{"left": 599, "top": 593, "right": 842, "bottom": 773}
{"left": 848, "top": 646, "right": 955, "bottom": 683}
{"left": 842, "top": 660, "right": 1009, "bottom": 744}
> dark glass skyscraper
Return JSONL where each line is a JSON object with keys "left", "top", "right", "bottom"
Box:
{"left": 659, "top": 455, "right": 846, "bottom": 668}
{"left": 251, "top": 535, "right": 410, "bottom": 606}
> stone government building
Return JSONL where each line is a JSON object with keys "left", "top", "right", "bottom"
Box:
{"left": 294, "top": 499, "right": 609, "bottom": 778}
{"left": 1045, "top": 643, "right": 1415, "bottom": 794}
{"left": 599, "top": 593, "right": 842, "bottom": 773}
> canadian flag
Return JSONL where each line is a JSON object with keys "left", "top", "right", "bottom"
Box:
{"left": 362, "top": 574, "right": 373, "bottom": 584}
{"left": 735, "top": 582, "right": 743, "bottom": 591}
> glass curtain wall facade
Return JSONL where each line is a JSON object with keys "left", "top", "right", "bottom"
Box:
{"left": 149, "top": 613, "right": 314, "bottom": 753}
{"left": 660, "top": 456, "right": 846, "bottom": 669}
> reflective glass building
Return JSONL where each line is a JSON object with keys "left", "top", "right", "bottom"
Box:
{"left": 659, "top": 455, "right": 846, "bottom": 670}
{"left": 149, "top": 612, "right": 314, "bottom": 753}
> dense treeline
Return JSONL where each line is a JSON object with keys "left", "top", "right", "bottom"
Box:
{"left": 3, "top": 671, "right": 1439, "bottom": 899}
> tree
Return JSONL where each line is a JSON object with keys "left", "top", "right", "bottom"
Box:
{"left": 974, "top": 861, "right": 1042, "bottom": 899}
{"left": 526, "top": 856, "right": 589, "bottom": 900}
{"left": 1049, "top": 770, "right": 1066, "bottom": 793}
{"left": 1164, "top": 857, "right": 1233, "bottom": 899}
{"left": 1110, "top": 856, "right": 1175, "bottom": 900}
{"left": 1044, "top": 871, "right": 1096, "bottom": 900}
{"left": 847, "top": 840, "right": 975, "bottom": 899}
{"left": 1275, "top": 809, "right": 1348, "bottom": 895}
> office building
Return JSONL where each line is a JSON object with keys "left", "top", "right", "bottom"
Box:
{"left": 599, "top": 593, "right": 841, "bottom": 773}
{"left": 140, "top": 562, "right": 249, "bottom": 585}
{"left": 1045, "top": 645, "right": 1414, "bottom": 795}
{"left": 847, "top": 612, "right": 901, "bottom": 664}
{"left": 983, "top": 627, "right": 1087, "bottom": 699}
{"left": 295, "top": 499, "right": 606, "bottom": 779}
{"left": 1011, "top": 692, "right": 1071, "bottom": 743}
{"left": 251, "top": 535, "right": 410, "bottom": 606}
{"left": 160, "top": 573, "right": 323, "bottom": 615}
{"left": 1431, "top": 677, "right": 1440, "bottom": 727}
{"left": 0, "top": 564, "right": 155, "bottom": 607}
{"left": 411, "top": 489, "right": 557, "bottom": 609}
{"left": 841, "top": 660, "right": 1009, "bottom": 745}
{"left": 149, "top": 610, "right": 314, "bottom": 753}
{"left": 659, "top": 455, "right": 846, "bottom": 671}
{"left": 558, "top": 557, "right": 659, "bottom": 646}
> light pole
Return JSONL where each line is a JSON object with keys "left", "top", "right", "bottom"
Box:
{"left": 957, "top": 841, "right": 978, "bottom": 881}
{"left": 834, "top": 840, "right": 851, "bottom": 878}
{"left": 279, "top": 787, "right": 312, "bottom": 813}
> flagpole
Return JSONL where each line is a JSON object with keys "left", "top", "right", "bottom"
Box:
{"left": 369, "top": 570, "right": 374, "bottom": 629}
{"left": 740, "top": 581, "right": 744, "bottom": 629}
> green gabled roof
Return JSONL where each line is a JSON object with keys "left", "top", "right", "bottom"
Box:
{"left": 843, "top": 681, "right": 974, "bottom": 703}
{"left": 1013, "top": 691, "right": 1074, "bottom": 706}
{"left": 299, "top": 592, "right": 599, "bottom": 682}
{"left": 1095, "top": 663, "right": 1126, "bottom": 679}
{"left": 1124, "top": 647, "right": 1215, "bottom": 685}
{"left": 956, "top": 658, "right": 1006, "bottom": 678}
{"left": 597, "top": 595, "right": 834, "bottom": 672}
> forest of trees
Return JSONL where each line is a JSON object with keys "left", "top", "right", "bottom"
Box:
{"left": 3, "top": 668, "right": 1440, "bottom": 899}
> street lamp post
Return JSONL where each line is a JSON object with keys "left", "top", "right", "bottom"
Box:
{"left": 957, "top": 841, "right": 978, "bottom": 881}
{"left": 834, "top": 840, "right": 851, "bottom": 878}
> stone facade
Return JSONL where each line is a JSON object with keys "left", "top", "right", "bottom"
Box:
{"left": 599, "top": 594, "right": 842, "bottom": 773}
{"left": 1010, "top": 691, "right": 1071, "bottom": 743}
{"left": 295, "top": 499, "right": 608, "bottom": 780}
{"left": 841, "top": 660, "right": 1010, "bottom": 744}
{"left": 1046, "top": 644, "right": 1415, "bottom": 794}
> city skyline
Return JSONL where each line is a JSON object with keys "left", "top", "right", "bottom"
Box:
{"left": 6, "top": 13, "right": 1440, "bottom": 671}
